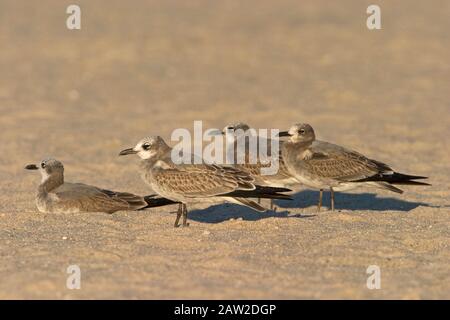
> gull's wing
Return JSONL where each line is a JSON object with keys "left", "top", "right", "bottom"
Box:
{"left": 235, "top": 155, "right": 292, "bottom": 183}
{"left": 152, "top": 161, "right": 255, "bottom": 198}
{"left": 233, "top": 137, "right": 292, "bottom": 180}
{"left": 300, "top": 141, "right": 393, "bottom": 181}
{"left": 52, "top": 183, "right": 147, "bottom": 213}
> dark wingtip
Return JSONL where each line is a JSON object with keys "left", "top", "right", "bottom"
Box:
{"left": 223, "top": 185, "right": 293, "bottom": 200}
{"left": 356, "top": 172, "right": 430, "bottom": 185}
{"left": 400, "top": 174, "right": 428, "bottom": 180}
{"left": 142, "top": 195, "right": 179, "bottom": 209}
{"left": 254, "top": 186, "right": 292, "bottom": 193}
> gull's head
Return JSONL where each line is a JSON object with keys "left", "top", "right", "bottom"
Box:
{"left": 221, "top": 122, "right": 253, "bottom": 143}
{"left": 119, "top": 136, "right": 168, "bottom": 160}
{"left": 223, "top": 122, "right": 251, "bottom": 134}
{"left": 278, "top": 123, "right": 315, "bottom": 143}
{"left": 25, "top": 158, "right": 64, "bottom": 181}
{"left": 207, "top": 122, "right": 252, "bottom": 137}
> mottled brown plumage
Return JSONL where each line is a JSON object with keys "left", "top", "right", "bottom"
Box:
{"left": 280, "top": 123, "right": 429, "bottom": 211}
{"left": 120, "top": 136, "right": 292, "bottom": 227}
{"left": 221, "top": 123, "right": 296, "bottom": 187}
{"left": 218, "top": 123, "right": 300, "bottom": 209}
{"left": 151, "top": 163, "right": 255, "bottom": 197}
{"left": 25, "top": 158, "right": 154, "bottom": 214}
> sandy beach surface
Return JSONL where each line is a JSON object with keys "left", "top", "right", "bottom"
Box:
{"left": 0, "top": 0, "right": 449, "bottom": 299}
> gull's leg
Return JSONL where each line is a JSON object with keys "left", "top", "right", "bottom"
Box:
{"left": 181, "top": 204, "right": 189, "bottom": 227}
{"left": 330, "top": 187, "right": 335, "bottom": 211}
{"left": 257, "top": 198, "right": 261, "bottom": 204}
{"left": 270, "top": 199, "right": 274, "bottom": 211}
{"left": 317, "top": 189, "right": 323, "bottom": 212}
{"left": 174, "top": 203, "right": 183, "bottom": 228}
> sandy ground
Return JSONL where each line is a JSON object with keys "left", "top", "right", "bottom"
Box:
{"left": 0, "top": 0, "right": 449, "bottom": 299}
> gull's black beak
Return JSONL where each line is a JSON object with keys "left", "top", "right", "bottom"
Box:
{"left": 119, "top": 148, "right": 138, "bottom": 156}
{"left": 25, "top": 164, "right": 38, "bottom": 170}
{"left": 277, "top": 131, "right": 292, "bottom": 137}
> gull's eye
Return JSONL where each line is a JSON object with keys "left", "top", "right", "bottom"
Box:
{"left": 41, "top": 162, "right": 46, "bottom": 169}
{"left": 142, "top": 143, "right": 151, "bottom": 150}
{"left": 226, "top": 126, "right": 233, "bottom": 131}
{"left": 299, "top": 129, "right": 305, "bottom": 134}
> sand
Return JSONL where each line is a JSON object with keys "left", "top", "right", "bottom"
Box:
{"left": 0, "top": 0, "right": 449, "bottom": 299}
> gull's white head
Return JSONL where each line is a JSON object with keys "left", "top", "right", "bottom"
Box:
{"left": 223, "top": 122, "right": 251, "bottom": 133}
{"left": 25, "top": 158, "right": 64, "bottom": 182}
{"left": 207, "top": 122, "right": 251, "bottom": 138}
{"left": 222, "top": 122, "right": 254, "bottom": 144}
{"left": 119, "top": 136, "right": 169, "bottom": 160}
{"left": 278, "top": 123, "right": 316, "bottom": 143}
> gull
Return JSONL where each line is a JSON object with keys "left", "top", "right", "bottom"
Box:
{"left": 119, "top": 136, "right": 292, "bottom": 227}
{"left": 210, "top": 122, "right": 300, "bottom": 209}
{"left": 25, "top": 158, "right": 176, "bottom": 213}
{"left": 278, "top": 123, "right": 430, "bottom": 211}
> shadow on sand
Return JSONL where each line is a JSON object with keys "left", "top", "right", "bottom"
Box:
{"left": 187, "top": 203, "right": 313, "bottom": 224}
{"left": 186, "top": 190, "right": 436, "bottom": 224}
{"left": 275, "top": 190, "right": 434, "bottom": 212}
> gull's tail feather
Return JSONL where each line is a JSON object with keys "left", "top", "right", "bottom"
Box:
{"left": 390, "top": 180, "right": 431, "bottom": 186}
{"left": 370, "top": 182, "right": 404, "bottom": 194}
{"left": 230, "top": 197, "right": 267, "bottom": 212}
{"left": 100, "top": 189, "right": 149, "bottom": 209}
{"left": 224, "top": 185, "right": 292, "bottom": 200}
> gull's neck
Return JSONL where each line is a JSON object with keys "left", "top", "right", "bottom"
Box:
{"left": 288, "top": 136, "right": 314, "bottom": 148}
{"left": 226, "top": 130, "right": 254, "bottom": 144}
{"left": 38, "top": 173, "right": 64, "bottom": 193}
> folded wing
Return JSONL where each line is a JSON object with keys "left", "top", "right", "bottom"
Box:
{"left": 53, "top": 183, "right": 147, "bottom": 213}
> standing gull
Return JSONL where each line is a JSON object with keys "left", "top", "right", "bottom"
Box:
{"left": 212, "top": 122, "right": 300, "bottom": 209}
{"left": 25, "top": 158, "right": 175, "bottom": 213}
{"left": 119, "top": 136, "right": 291, "bottom": 227}
{"left": 279, "top": 123, "right": 430, "bottom": 211}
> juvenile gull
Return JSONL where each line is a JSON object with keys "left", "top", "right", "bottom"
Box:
{"left": 25, "top": 158, "right": 175, "bottom": 213}
{"left": 119, "top": 136, "right": 291, "bottom": 227}
{"left": 213, "top": 122, "right": 300, "bottom": 209}
{"left": 279, "top": 123, "right": 430, "bottom": 211}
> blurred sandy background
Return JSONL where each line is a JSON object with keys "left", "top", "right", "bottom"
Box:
{"left": 0, "top": 0, "right": 449, "bottom": 299}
